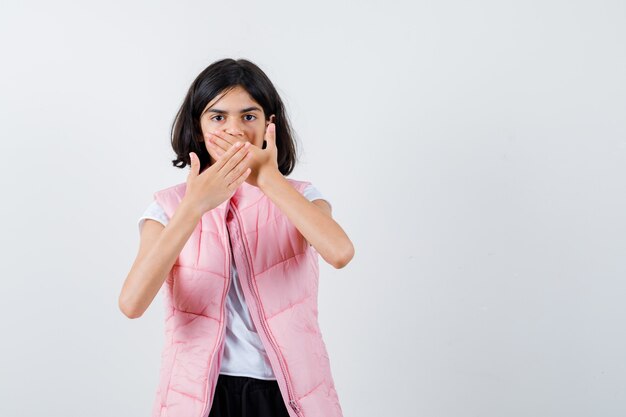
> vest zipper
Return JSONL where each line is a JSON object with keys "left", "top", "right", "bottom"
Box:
{"left": 201, "top": 224, "right": 232, "bottom": 417}
{"left": 230, "top": 205, "right": 303, "bottom": 417}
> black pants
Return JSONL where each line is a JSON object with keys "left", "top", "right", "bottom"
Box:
{"left": 208, "top": 374, "right": 291, "bottom": 417}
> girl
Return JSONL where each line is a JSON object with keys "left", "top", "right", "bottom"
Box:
{"left": 119, "top": 58, "right": 354, "bottom": 417}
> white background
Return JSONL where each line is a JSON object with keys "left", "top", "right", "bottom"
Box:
{"left": 1, "top": 1, "right": 625, "bottom": 416}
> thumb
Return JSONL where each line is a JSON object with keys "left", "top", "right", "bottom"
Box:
{"left": 264, "top": 121, "right": 277, "bottom": 150}
{"left": 188, "top": 152, "right": 199, "bottom": 179}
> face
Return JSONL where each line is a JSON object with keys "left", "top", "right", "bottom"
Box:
{"left": 199, "top": 85, "right": 273, "bottom": 164}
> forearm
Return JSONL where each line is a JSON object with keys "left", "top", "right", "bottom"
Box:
{"left": 258, "top": 170, "right": 353, "bottom": 268}
{"left": 121, "top": 200, "right": 203, "bottom": 318}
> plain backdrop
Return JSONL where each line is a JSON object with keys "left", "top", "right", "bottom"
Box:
{"left": 1, "top": 0, "right": 625, "bottom": 416}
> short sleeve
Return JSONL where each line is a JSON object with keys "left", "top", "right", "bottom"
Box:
{"left": 303, "top": 183, "right": 332, "bottom": 211}
{"left": 137, "top": 200, "right": 170, "bottom": 234}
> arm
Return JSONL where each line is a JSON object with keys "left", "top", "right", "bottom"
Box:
{"left": 258, "top": 170, "right": 355, "bottom": 269}
{"left": 207, "top": 126, "right": 354, "bottom": 268}
{"left": 118, "top": 200, "right": 202, "bottom": 319}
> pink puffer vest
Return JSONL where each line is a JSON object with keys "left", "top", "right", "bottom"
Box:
{"left": 150, "top": 178, "right": 343, "bottom": 417}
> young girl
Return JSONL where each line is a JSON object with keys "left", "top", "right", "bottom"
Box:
{"left": 119, "top": 58, "right": 354, "bottom": 417}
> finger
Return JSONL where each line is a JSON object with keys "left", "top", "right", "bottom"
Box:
{"left": 204, "top": 132, "right": 227, "bottom": 160}
{"left": 225, "top": 153, "right": 253, "bottom": 187}
{"left": 210, "top": 131, "right": 235, "bottom": 151}
{"left": 264, "top": 115, "right": 277, "bottom": 150}
{"left": 212, "top": 140, "right": 246, "bottom": 170}
{"left": 206, "top": 137, "right": 225, "bottom": 158}
{"left": 223, "top": 149, "right": 252, "bottom": 186}
{"left": 188, "top": 152, "right": 199, "bottom": 179}
{"left": 218, "top": 141, "right": 251, "bottom": 176}
{"left": 263, "top": 123, "right": 276, "bottom": 150}
{"left": 230, "top": 165, "right": 252, "bottom": 189}
{"left": 206, "top": 134, "right": 227, "bottom": 154}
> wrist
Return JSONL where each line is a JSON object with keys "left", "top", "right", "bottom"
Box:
{"left": 257, "top": 167, "right": 282, "bottom": 190}
{"left": 179, "top": 197, "right": 206, "bottom": 221}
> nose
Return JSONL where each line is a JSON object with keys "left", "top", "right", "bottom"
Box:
{"left": 223, "top": 119, "right": 246, "bottom": 137}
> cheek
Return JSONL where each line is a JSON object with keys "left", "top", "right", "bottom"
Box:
{"left": 247, "top": 125, "right": 265, "bottom": 146}
{"left": 200, "top": 120, "right": 210, "bottom": 136}
{"left": 255, "top": 131, "right": 266, "bottom": 148}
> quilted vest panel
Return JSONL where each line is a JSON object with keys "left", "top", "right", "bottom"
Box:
{"left": 150, "top": 179, "right": 344, "bottom": 417}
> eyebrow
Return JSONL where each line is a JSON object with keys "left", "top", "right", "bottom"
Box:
{"left": 203, "top": 106, "right": 262, "bottom": 115}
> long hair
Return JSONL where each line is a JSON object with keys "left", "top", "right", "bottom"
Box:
{"left": 170, "top": 58, "right": 298, "bottom": 176}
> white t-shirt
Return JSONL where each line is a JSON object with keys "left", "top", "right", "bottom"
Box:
{"left": 137, "top": 183, "right": 330, "bottom": 380}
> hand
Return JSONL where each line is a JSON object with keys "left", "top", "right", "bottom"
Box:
{"left": 184, "top": 141, "right": 252, "bottom": 216}
{"left": 206, "top": 122, "right": 279, "bottom": 188}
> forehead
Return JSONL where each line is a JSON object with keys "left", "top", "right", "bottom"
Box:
{"left": 204, "top": 86, "right": 259, "bottom": 111}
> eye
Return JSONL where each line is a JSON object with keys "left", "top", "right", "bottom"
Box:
{"left": 211, "top": 115, "right": 224, "bottom": 122}
{"left": 244, "top": 114, "right": 256, "bottom": 121}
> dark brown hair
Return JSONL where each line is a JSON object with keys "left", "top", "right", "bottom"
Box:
{"left": 170, "top": 58, "right": 298, "bottom": 176}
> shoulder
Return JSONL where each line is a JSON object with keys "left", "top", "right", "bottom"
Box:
{"left": 137, "top": 199, "right": 169, "bottom": 233}
{"left": 145, "top": 200, "right": 168, "bottom": 217}
{"left": 296, "top": 179, "right": 332, "bottom": 212}
{"left": 283, "top": 177, "right": 311, "bottom": 193}
{"left": 154, "top": 181, "right": 187, "bottom": 200}
{"left": 153, "top": 181, "right": 187, "bottom": 218}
